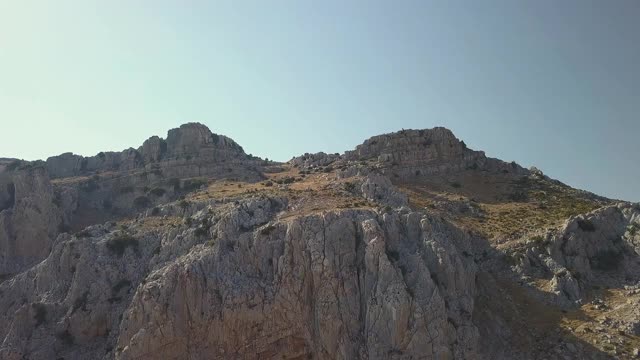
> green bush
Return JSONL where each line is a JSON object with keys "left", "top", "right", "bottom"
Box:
{"left": 106, "top": 234, "right": 139, "bottom": 257}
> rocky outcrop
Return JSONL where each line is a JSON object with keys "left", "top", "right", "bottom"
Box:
{"left": 0, "top": 196, "right": 479, "bottom": 359}
{"left": 344, "top": 128, "right": 528, "bottom": 178}
{"left": 45, "top": 123, "right": 259, "bottom": 180}
{"left": 290, "top": 152, "right": 340, "bottom": 168}
{"left": 0, "top": 166, "right": 63, "bottom": 276}
{"left": 511, "top": 203, "right": 640, "bottom": 305}
{"left": 550, "top": 203, "right": 640, "bottom": 281}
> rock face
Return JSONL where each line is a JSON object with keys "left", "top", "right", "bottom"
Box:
{"left": 511, "top": 203, "right": 640, "bottom": 305}
{"left": 344, "top": 128, "right": 528, "bottom": 178}
{"left": 0, "top": 197, "right": 479, "bottom": 360}
{"left": 1, "top": 124, "right": 637, "bottom": 359}
{"left": 45, "top": 123, "right": 258, "bottom": 180}
{"left": 0, "top": 166, "right": 63, "bottom": 276}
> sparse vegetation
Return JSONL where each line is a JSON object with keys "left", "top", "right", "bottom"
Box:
{"left": 179, "top": 199, "right": 190, "bottom": 209}
{"left": 106, "top": 234, "right": 139, "bottom": 257}
{"left": 260, "top": 224, "right": 276, "bottom": 235}
{"left": 183, "top": 178, "right": 207, "bottom": 191}
{"left": 133, "top": 196, "right": 151, "bottom": 209}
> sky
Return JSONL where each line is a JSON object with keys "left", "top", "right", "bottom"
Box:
{"left": 0, "top": 1, "right": 638, "bottom": 201}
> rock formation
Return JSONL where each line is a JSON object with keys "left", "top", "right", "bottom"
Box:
{"left": 0, "top": 124, "right": 637, "bottom": 359}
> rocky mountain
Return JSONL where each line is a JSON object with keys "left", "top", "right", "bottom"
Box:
{"left": 1, "top": 124, "right": 638, "bottom": 359}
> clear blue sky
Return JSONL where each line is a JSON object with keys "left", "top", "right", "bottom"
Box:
{"left": 1, "top": 1, "right": 638, "bottom": 201}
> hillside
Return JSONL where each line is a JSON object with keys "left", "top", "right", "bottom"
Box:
{"left": 1, "top": 124, "right": 638, "bottom": 359}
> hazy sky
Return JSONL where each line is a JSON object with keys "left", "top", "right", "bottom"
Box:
{"left": 1, "top": 1, "right": 638, "bottom": 201}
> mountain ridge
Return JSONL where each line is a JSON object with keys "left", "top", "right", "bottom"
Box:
{"left": 1, "top": 123, "right": 638, "bottom": 359}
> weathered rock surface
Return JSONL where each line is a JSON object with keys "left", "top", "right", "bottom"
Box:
{"left": 510, "top": 203, "right": 640, "bottom": 306}
{"left": 344, "top": 128, "right": 528, "bottom": 178}
{"left": 45, "top": 123, "right": 261, "bottom": 181}
{"left": 0, "top": 196, "right": 479, "bottom": 359}
{"left": 1, "top": 125, "right": 636, "bottom": 359}
{"left": 0, "top": 166, "right": 64, "bottom": 276}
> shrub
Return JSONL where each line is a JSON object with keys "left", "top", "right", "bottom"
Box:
{"left": 264, "top": 181, "right": 273, "bottom": 187}
{"left": 112, "top": 279, "right": 131, "bottom": 293}
{"left": 344, "top": 182, "right": 357, "bottom": 192}
{"left": 56, "top": 330, "right": 75, "bottom": 345}
{"left": 260, "top": 224, "right": 276, "bottom": 235}
{"left": 133, "top": 196, "right": 151, "bottom": 209}
{"left": 627, "top": 223, "right": 638, "bottom": 236}
{"left": 509, "top": 190, "right": 528, "bottom": 202}
{"left": 450, "top": 182, "right": 462, "bottom": 189}
{"left": 151, "top": 207, "right": 161, "bottom": 216}
{"left": 183, "top": 178, "right": 207, "bottom": 191}
{"left": 149, "top": 187, "right": 166, "bottom": 197}
{"left": 179, "top": 199, "right": 190, "bottom": 209}
{"left": 194, "top": 227, "right": 208, "bottom": 237}
{"left": 32, "top": 303, "right": 47, "bottom": 327}
{"left": 106, "top": 234, "right": 139, "bottom": 257}
{"left": 577, "top": 219, "right": 596, "bottom": 232}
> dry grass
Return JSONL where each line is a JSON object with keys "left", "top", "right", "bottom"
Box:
{"left": 187, "top": 165, "right": 375, "bottom": 219}
{"left": 397, "top": 172, "right": 607, "bottom": 241}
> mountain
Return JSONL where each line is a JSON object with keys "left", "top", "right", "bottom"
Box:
{"left": 0, "top": 123, "right": 638, "bottom": 359}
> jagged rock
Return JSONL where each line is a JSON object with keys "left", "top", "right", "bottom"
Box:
{"left": 290, "top": 152, "right": 340, "bottom": 168}
{"left": 550, "top": 203, "right": 640, "bottom": 281}
{"left": 45, "top": 123, "right": 259, "bottom": 180}
{"left": 360, "top": 174, "right": 408, "bottom": 208}
{"left": 0, "top": 195, "right": 479, "bottom": 359}
{"left": 344, "top": 128, "right": 528, "bottom": 179}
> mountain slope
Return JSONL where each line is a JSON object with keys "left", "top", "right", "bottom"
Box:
{"left": 0, "top": 124, "right": 638, "bottom": 359}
